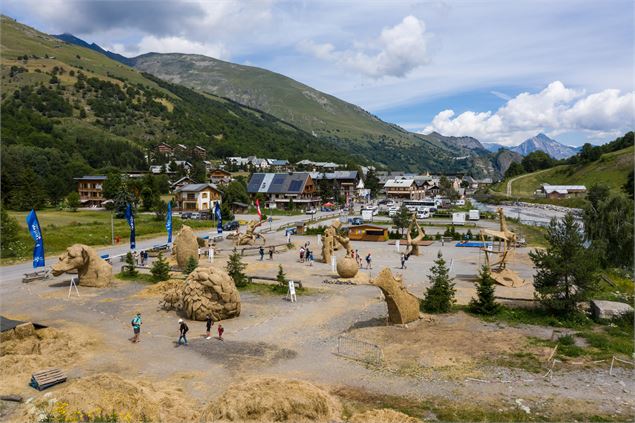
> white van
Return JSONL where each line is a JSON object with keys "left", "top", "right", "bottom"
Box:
{"left": 416, "top": 209, "right": 430, "bottom": 219}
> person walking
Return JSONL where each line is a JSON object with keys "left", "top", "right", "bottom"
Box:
{"left": 178, "top": 318, "right": 189, "bottom": 345}
{"left": 365, "top": 253, "right": 372, "bottom": 269}
{"left": 355, "top": 249, "right": 362, "bottom": 267}
{"left": 400, "top": 253, "right": 406, "bottom": 269}
{"left": 217, "top": 323, "right": 224, "bottom": 341}
{"left": 131, "top": 312, "right": 142, "bottom": 343}
{"left": 299, "top": 246, "right": 305, "bottom": 263}
{"left": 206, "top": 314, "right": 213, "bottom": 339}
{"left": 268, "top": 247, "right": 274, "bottom": 260}
{"left": 259, "top": 246, "right": 264, "bottom": 261}
{"left": 308, "top": 250, "right": 314, "bottom": 266}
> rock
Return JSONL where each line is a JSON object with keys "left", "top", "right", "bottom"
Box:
{"left": 173, "top": 225, "right": 199, "bottom": 268}
{"left": 371, "top": 268, "right": 421, "bottom": 324}
{"left": 515, "top": 399, "right": 531, "bottom": 414}
{"left": 336, "top": 256, "right": 358, "bottom": 278}
{"left": 590, "top": 300, "right": 633, "bottom": 320}
{"left": 163, "top": 266, "right": 241, "bottom": 321}
{"left": 50, "top": 244, "right": 112, "bottom": 287}
{"left": 14, "top": 323, "right": 35, "bottom": 339}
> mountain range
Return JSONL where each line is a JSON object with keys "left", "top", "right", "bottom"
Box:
{"left": 52, "top": 32, "right": 498, "bottom": 176}
{"left": 483, "top": 133, "right": 579, "bottom": 160}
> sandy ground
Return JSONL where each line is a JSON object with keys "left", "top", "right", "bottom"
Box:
{"left": 0, "top": 228, "right": 633, "bottom": 421}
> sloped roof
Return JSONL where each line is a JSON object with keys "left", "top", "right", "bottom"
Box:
{"left": 248, "top": 173, "right": 310, "bottom": 194}
{"left": 175, "top": 183, "right": 220, "bottom": 193}
{"left": 74, "top": 175, "right": 107, "bottom": 181}
{"left": 384, "top": 179, "right": 415, "bottom": 188}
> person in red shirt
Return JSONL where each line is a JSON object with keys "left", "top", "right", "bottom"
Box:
{"left": 217, "top": 323, "right": 224, "bottom": 341}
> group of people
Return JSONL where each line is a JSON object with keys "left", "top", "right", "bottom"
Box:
{"left": 299, "top": 243, "right": 314, "bottom": 265}
{"left": 350, "top": 249, "right": 372, "bottom": 269}
{"left": 130, "top": 312, "right": 224, "bottom": 346}
{"left": 258, "top": 246, "right": 275, "bottom": 261}
{"left": 132, "top": 250, "right": 149, "bottom": 266}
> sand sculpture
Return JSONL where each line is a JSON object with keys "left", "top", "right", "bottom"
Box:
{"left": 371, "top": 268, "right": 420, "bottom": 324}
{"left": 204, "top": 377, "right": 341, "bottom": 423}
{"left": 162, "top": 266, "right": 241, "bottom": 321}
{"left": 479, "top": 208, "right": 526, "bottom": 287}
{"left": 406, "top": 214, "right": 426, "bottom": 256}
{"left": 327, "top": 220, "right": 358, "bottom": 278}
{"left": 321, "top": 224, "right": 336, "bottom": 264}
{"left": 236, "top": 219, "right": 265, "bottom": 246}
{"left": 173, "top": 225, "right": 199, "bottom": 268}
{"left": 51, "top": 244, "right": 112, "bottom": 287}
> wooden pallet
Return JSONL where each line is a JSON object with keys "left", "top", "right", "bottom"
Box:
{"left": 30, "top": 368, "right": 66, "bottom": 391}
{"left": 22, "top": 269, "right": 51, "bottom": 284}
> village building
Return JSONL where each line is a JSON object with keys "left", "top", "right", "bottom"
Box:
{"left": 310, "top": 170, "right": 360, "bottom": 201}
{"left": 174, "top": 183, "right": 222, "bottom": 211}
{"left": 193, "top": 146, "right": 207, "bottom": 159}
{"left": 384, "top": 178, "right": 426, "bottom": 200}
{"left": 156, "top": 142, "right": 173, "bottom": 155}
{"left": 170, "top": 176, "right": 196, "bottom": 192}
{"left": 208, "top": 168, "right": 232, "bottom": 184}
{"left": 267, "top": 159, "right": 291, "bottom": 171}
{"left": 74, "top": 175, "right": 107, "bottom": 207}
{"left": 347, "top": 224, "right": 389, "bottom": 242}
{"left": 538, "top": 184, "right": 587, "bottom": 199}
{"left": 247, "top": 172, "right": 319, "bottom": 210}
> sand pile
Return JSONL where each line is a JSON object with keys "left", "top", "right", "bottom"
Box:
{"left": 135, "top": 278, "right": 183, "bottom": 297}
{"left": 348, "top": 409, "right": 419, "bottom": 423}
{"left": 0, "top": 324, "right": 98, "bottom": 395}
{"left": 29, "top": 373, "right": 199, "bottom": 422}
{"left": 204, "top": 377, "right": 341, "bottom": 422}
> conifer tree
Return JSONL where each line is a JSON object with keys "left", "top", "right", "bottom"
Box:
{"left": 183, "top": 256, "right": 198, "bottom": 275}
{"left": 226, "top": 248, "right": 247, "bottom": 287}
{"left": 151, "top": 253, "right": 171, "bottom": 282}
{"left": 276, "top": 264, "right": 287, "bottom": 287}
{"left": 123, "top": 252, "right": 138, "bottom": 277}
{"left": 421, "top": 252, "right": 456, "bottom": 313}
{"left": 469, "top": 266, "right": 500, "bottom": 315}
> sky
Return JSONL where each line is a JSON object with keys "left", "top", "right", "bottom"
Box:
{"left": 4, "top": 0, "right": 634, "bottom": 146}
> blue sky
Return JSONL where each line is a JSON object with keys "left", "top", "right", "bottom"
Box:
{"left": 3, "top": 0, "right": 633, "bottom": 146}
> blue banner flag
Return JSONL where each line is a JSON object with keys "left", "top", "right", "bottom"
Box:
{"left": 166, "top": 201, "right": 173, "bottom": 243}
{"left": 215, "top": 202, "right": 223, "bottom": 234}
{"left": 125, "top": 203, "right": 136, "bottom": 249}
{"left": 26, "top": 209, "right": 45, "bottom": 268}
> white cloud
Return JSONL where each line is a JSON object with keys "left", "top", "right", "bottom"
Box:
{"left": 299, "top": 15, "right": 430, "bottom": 78}
{"left": 110, "top": 36, "right": 229, "bottom": 60}
{"left": 424, "top": 81, "right": 635, "bottom": 145}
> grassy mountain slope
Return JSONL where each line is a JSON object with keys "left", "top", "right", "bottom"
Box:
{"left": 131, "top": 53, "right": 494, "bottom": 175}
{"left": 502, "top": 146, "right": 633, "bottom": 197}
{"left": 0, "top": 16, "right": 363, "bottom": 209}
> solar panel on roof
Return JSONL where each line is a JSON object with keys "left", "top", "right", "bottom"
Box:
{"left": 288, "top": 180, "right": 303, "bottom": 192}
{"left": 272, "top": 174, "right": 286, "bottom": 185}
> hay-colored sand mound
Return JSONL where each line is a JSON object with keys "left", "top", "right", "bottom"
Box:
{"left": 136, "top": 278, "right": 182, "bottom": 297}
{"left": 0, "top": 324, "right": 98, "bottom": 395}
{"left": 204, "top": 377, "right": 341, "bottom": 422}
{"left": 31, "top": 373, "right": 199, "bottom": 422}
{"left": 349, "top": 408, "right": 419, "bottom": 423}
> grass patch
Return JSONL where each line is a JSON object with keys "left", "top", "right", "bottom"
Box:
{"left": 238, "top": 281, "right": 316, "bottom": 296}
{"left": 114, "top": 271, "right": 158, "bottom": 284}
{"left": 495, "top": 351, "right": 544, "bottom": 373}
{"left": 4, "top": 210, "right": 212, "bottom": 264}
{"left": 468, "top": 305, "right": 594, "bottom": 330}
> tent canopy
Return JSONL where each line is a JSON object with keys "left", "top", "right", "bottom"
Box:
{"left": 0, "top": 316, "right": 47, "bottom": 332}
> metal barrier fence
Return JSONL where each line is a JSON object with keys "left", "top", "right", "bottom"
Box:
{"left": 335, "top": 336, "right": 383, "bottom": 366}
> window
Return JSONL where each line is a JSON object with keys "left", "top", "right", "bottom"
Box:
{"left": 202, "top": 192, "right": 208, "bottom": 199}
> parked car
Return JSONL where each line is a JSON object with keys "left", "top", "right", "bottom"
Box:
{"left": 350, "top": 217, "right": 363, "bottom": 225}
{"left": 190, "top": 212, "right": 202, "bottom": 220}
{"left": 305, "top": 208, "right": 317, "bottom": 215}
{"left": 285, "top": 227, "right": 297, "bottom": 236}
{"left": 180, "top": 212, "right": 192, "bottom": 219}
{"left": 416, "top": 209, "right": 430, "bottom": 219}
{"left": 223, "top": 221, "right": 240, "bottom": 231}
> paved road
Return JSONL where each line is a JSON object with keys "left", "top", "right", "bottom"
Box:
{"left": 0, "top": 211, "right": 340, "bottom": 284}
{"left": 506, "top": 168, "right": 551, "bottom": 197}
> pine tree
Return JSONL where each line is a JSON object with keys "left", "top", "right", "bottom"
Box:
{"left": 123, "top": 252, "right": 138, "bottom": 277}
{"left": 183, "top": 256, "right": 198, "bottom": 275}
{"left": 226, "top": 248, "right": 247, "bottom": 287}
{"left": 421, "top": 252, "right": 456, "bottom": 313}
{"left": 530, "top": 213, "right": 599, "bottom": 317}
{"left": 151, "top": 253, "right": 171, "bottom": 282}
{"left": 276, "top": 264, "right": 287, "bottom": 287}
{"left": 469, "top": 266, "right": 500, "bottom": 315}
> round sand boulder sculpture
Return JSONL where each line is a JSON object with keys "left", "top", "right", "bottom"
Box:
{"left": 173, "top": 225, "right": 199, "bottom": 268}
{"left": 163, "top": 266, "right": 241, "bottom": 321}
{"left": 336, "top": 256, "right": 359, "bottom": 279}
{"left": 51, "top": 244, "right": 112, "bottom": 287}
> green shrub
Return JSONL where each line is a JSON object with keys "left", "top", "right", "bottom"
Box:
{"left": 150, "top": 253, "right": 170, "bottom": 282}
{"left": 226, "top": 248, "right": 247, "bottom": 288}
{"left": 421, "top": 252, "right": 455, "bottom": 313}
{"left": 469, "top": 266, "right": 501, "bottom": 315}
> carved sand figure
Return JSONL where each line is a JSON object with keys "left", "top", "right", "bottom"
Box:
{"left": 173, "top": 225, "right": 199, "bottom": 268}
{"left": 328, "top": 220, "right": 358, "bottom": 278}
{"left": 479, "top": 208, "right": 526, "bottom": 287}
{"left": 370, "top": 268, "right": 420, "bottom": 324}
{"left": 321, "top": 224, "right": 336, "bottom": 264}
{"left": 162, "top": 266, "right": 241, "bottom": 321}
{"left": 236, "top": 219, "right": 265, "bottom": 246}
{"left": 51, "top": 244, "right": 112, "bottom": 287}
{"left": 406, "top": 214, "right": 426, "bottom": 256}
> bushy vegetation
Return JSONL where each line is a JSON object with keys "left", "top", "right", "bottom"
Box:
{"left": 469, "top": 266, "right": 501, "bottom": 315}
{"left": 226, "top": 248, "right": 247, "bottom": 288}
{"left": 150, "top": 253, "right": 170, "bottom": 282}
{"left": 421, "top": 252, "right": 455, "bottom": 313}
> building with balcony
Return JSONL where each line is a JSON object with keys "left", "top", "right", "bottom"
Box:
{"left": 174, "top": 183, "right": 222, "bottom": 211}
{"left": 74, "top": 175, "right": 107, "bottom": 207}
{"left": 247, "top": 172, "right": 319, "bottom": 210}
{"left": 383, "top": 178, "right": 426, "bottom": 200}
